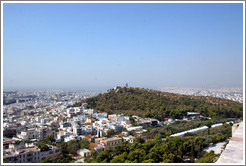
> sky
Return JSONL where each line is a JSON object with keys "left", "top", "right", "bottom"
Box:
{"left": 3, "top": 3, "right": 244, "bottom": 90}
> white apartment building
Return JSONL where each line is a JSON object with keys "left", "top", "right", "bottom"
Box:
{"left": 17, "top": 128, "right": 36, "bottom": 141}
{"left": 83, "top": 109, "right": 96, "bottom": 115}
{"left": 16, "top": 127, "right": 55, "bottom": 141}
{"left": 64, "top": 135, "right": 80, "bottom": 142}
{"left": 3, "top": 145, "right": 60, "bottom": 163}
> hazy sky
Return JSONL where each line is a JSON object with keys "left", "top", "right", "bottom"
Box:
{"left": 3, "top": 3, "right": 243, "bottom": 90}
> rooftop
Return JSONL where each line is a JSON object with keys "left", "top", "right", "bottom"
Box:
{"left": 18, "top": 147, "right": 40, "bottom": 154}
{"left": 85, "top": 135, "right": 94, "bottom": 139}
{"left": 89, "top": 143, "right": 98, "bottom": 147}
{"left": 78, "top": 148, "right": 91, "bottom": 153}
{"left": 102, "top": 137, "right": 122, "bottom": 142}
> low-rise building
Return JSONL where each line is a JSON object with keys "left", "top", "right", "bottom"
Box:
{"left": 123, "top": 136, "right": 136, "bottom": 143}
{"left": 77, "top": 149, "right": 91, "bottom": 158}
{"left": 35, "top": 127, "right": 55, "bottom": 140}
{"left": 100, "top": 137, "right": 123, "bottom": 148}
{"left": 64, "top": 135, "right": 80, "bottom": 142}
{"left": 16, "top": 128, "right": 35, "bottom": 141}
{"left": 126, "top": 126, "right": 143, "bottom": 132}
{"left": 3, "top": 145, "right": 60, "bottom": 163}
{"left": 83, "top": 109, "right": 96, "bottom": 115}
{"left": 89, "top": 143, "right": 104, "bottom": 152}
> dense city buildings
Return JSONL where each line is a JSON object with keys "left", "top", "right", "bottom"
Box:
{"left": 2, "top": 88, "right": 243, "bottom": 163}
{"left": 2, "top": 1, "right": 243, "bottom": 164}
{"left": 2, "top": 89, "right": 152, "bottom": 163}
{"left": 160, "top": 87, "right": 243, "bottom": 103}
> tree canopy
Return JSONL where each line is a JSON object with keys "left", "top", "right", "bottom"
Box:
{"left": 74, "top": 87, "right": 243, "bottom": 119}
{"left": 85, "top": 124, "right": 230, "bottom": 163}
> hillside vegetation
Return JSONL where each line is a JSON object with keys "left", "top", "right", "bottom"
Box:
{"left": 85, "top": 124, "right": 231, "bottom": 163}
{"left": 74, "top": 87, "right": 243, "bottom": 120}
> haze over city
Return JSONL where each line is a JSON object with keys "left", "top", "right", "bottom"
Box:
{"left": 3, "top": 3, "right": 243, "bottom": 90}
{"left": 2, "top": 2, "right": 244, "bottom": 164}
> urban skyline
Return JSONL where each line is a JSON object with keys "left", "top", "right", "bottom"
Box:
{"left": 2, "top": 2, "right": 244, "bottom": 164}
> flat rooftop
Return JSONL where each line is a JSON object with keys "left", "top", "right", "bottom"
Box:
{"left": 18, "top": 147, "right": 40, "bottom": 154}
{"left": 216, "top": 122, "right": 244, "bottom": 163}
{"left": 102, "top": 137, "right": 122, "bottom": 142}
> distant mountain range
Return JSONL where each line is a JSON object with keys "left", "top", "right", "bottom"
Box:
{"left": 74, "top": 87, "right": 243, "bottom": 120}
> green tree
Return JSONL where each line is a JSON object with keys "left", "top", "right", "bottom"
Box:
{"left": 196, "top": 151, "right": 219, "bottom": 163}
{"left": 79, "top": 138, "right": 90, "bottom": 149}
{"left": 106, "top": 129, "right": 115, "bottom": 137}
{"left": 110, "top": 152, "right": 128, "bottom": 163}
{"left": 35, "top": 142, "right": 49, "bottom": 152}
{"left": 76, "top": 87, "right": 243, "bottom": 120}
{"left": 67, "top": 140, "right": 80, "bottom": 155}
{"left": 44, "top": 134, "right": 55, "bottom": 144}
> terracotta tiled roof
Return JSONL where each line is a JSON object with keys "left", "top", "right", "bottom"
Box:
{"left": 85, "top": 135, "right": 94, "bottom": 139}
{"left": 89, "top": 143, "right": 98, "bottom": 147}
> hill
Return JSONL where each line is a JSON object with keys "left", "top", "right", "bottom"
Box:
{"left": 74, "top": 87, "right": 243, "bottom": 120}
